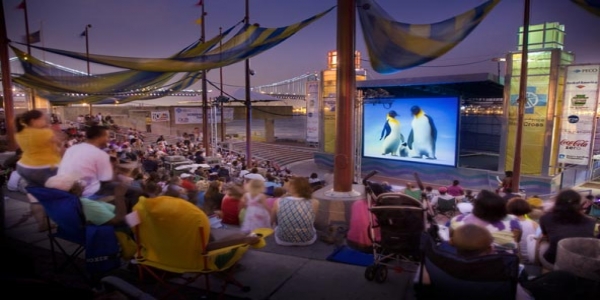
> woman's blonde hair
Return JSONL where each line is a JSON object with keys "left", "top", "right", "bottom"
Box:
{"left": 246, "top": 179, "right": 265, "bottom": 195}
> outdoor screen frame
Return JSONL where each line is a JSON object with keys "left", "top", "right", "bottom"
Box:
{"left": 362, "top": 96, "right": 460, "bottom": 167}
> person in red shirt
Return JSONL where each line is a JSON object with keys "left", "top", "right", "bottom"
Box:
{"left": 221, "top": 183, "right": 244, "bottom": 225}
{"left": 446, "top": 180, "right": 465, "bottom": 197}
{"left": 179, "top": 174, "right": 198, "bottom": 201}
{"left": 179, "top": 175, "right": 194, "bottom": 189}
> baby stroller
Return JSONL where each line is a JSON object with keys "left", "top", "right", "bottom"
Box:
{"left": 362, "top": 171, "right": 428, "bottom": 283}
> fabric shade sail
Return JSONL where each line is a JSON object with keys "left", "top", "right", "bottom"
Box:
{"left": 357, "top": 0, "right": 500, "bottom": 74}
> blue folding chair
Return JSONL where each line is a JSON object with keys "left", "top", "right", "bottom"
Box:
{"left": 415, "top": 233, "right": 520, "bottom": 300}
{"left": 26, "top": 187, "right": 121, "bottom": 281}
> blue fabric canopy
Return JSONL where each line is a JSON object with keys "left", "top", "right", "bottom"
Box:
{"left": 357, "top": 0, "right": 500, "bottom": 74}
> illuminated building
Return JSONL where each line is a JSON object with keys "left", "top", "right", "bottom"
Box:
{"left": 320, "top": 50, "right": 367, "bottom": 153}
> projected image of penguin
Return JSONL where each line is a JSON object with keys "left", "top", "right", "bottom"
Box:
{"left": 379, "top": 110, "right": 406, "bottom": 156}
{"left": 407, "top": 105, "right": 437, "bottom": 159}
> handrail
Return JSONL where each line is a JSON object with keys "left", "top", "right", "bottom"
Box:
{"left": 535, "top": 189, "right": 593, "bottom": 201}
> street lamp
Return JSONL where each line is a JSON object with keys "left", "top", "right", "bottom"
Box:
{"left": 83, "top": 24, "right": 92, "bottom": 115}
{"left": 491, "top": 57, "right": 506, "bottom": 81}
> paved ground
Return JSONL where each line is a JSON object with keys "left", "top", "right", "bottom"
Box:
{"left": 0, "top": 159, "right": 416, "bottom": 300}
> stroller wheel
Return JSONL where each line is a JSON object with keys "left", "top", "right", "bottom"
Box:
{"left": 374, "top": 265, "right": 387, "bottom": 283}
{"left": 364, "top": 265, "right": 376, "bottom": 281}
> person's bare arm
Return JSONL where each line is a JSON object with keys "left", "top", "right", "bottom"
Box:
{"left": 105, "top": 183, "right": 128, "bottom": 226}
{"left": 259, "top": 194, "right": 269, "bottom": 211}
{"left": 271, "top": 199, "right": 279, "bottom": 225}
{"left": 512, "top": 229, "right": 523, "bottom": 244}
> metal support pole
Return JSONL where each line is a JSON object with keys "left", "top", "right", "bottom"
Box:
{"left": 219, "top": 27, "right": 225, "bottom": 142}
{"left": 512, "top": 0, "right": 531, "bottom": 191}
{"left": 84, "top": 24, "right": 92, "bottom": 115}
{"left": 333, "top": 0, "right": 355, "bottom": 192}
{"left": 201, "top": 3, "right": 210, "bottom": 156}
{"left": 245, "top": 0, "right": 252, "bottom": 168}
{"left": 0, "top": 1, "right": 17, "bottom": 151}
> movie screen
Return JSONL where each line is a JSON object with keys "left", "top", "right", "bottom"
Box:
{"left": 363, "top": 97, "right": 459, "bottom": 166}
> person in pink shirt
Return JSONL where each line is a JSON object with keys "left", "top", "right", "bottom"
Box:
{"left": 266, "top": 187, "right": 286, "bottom": 211}
{"left": 446, "top": 180, "right": 465, "bottom": 197}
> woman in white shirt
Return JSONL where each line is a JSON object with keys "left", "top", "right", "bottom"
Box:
{"left": 507, "top": 197, "right": 539, "bottom": 263}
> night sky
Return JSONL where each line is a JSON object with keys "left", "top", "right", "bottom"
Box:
{"left": 4, "top": 0, "right": 600, "bottom": 101}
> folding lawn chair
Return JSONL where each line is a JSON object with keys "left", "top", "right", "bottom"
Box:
{"left": 25, "top": 187, "right": 121, "bottom": 283}
{"left": 435, "top": 197, "right": 458, "bottom": 219}
{"left": 131, "top": 195, "right": 264, "bottom": 299}
{"left": 415, "top": 233, "right": 520, "bottom": 300}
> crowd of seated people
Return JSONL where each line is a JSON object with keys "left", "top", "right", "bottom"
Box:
{"left": 15, "top": 110, "right": 598, "bottom": 297}
{"left": 350, "top": 175, "right": 599, "bottom": 298}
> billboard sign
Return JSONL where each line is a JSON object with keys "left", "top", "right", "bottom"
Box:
{"left": 173, "top": 107, "right": 234, "bottom": 124}
{"left": 306, "top": 81, "right": 320, "bottom": 143}
{"left": 557, "top": 65, "right": 600, "bottom": 165}
{"left": 151, "top": 111, "right": 170, "bottom": 122}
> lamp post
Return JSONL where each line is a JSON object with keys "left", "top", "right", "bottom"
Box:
{"left": 83, "top": 24, "right": 92, "bottom": 115}
{"left": 491, "top": 57, "right": 506, "bottom": 81}
{"left": 512, "top": 0, "right": 531, "bottom": 192}
{"left": 20, "top": 0, "right": 36, "bottom": 108}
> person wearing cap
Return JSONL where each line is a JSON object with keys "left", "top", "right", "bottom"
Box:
{"left": 526, "top": 195, "right": 545, "bottom": 222}
{"left": 431, "top": 187, "right": 456, "bottom": 207}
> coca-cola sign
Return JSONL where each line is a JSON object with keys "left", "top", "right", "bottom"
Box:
{"left": 559, "top": 140, "right": 589, "bottom": 147}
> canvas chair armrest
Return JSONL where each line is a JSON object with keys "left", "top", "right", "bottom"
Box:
{"left": 205, "top": 243, "right": 250, "bottom": 257}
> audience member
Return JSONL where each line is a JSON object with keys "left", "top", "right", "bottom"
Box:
{"left": 446, "top": 180, "right": 465, "bottom": 197}
{"left": 538, "top": 189, "right": 596, "bottom": 268}
{"left": 14, "top": 109, "right": 62, "bottom": 187}
{"left": 272, "top": 177, "right": 319, "bottom": 246}
{"left": 418, "top": 224, "right": 534, "bottom": 300}
{"left": 15, "top": 110, "right": 62, "bottom": 231}
{"left": 308, "top": 172, "right": 321, "bottom": 184}
{"left": 403, "top": 182, "right": 422, "bottom": 200}
{"left": 195, "top": 180, "right": 209, "bottom": 209}
{"left": 450, "top": 190, "right": 522, "bottom": 251}
{"left": 240, "top": 179, "right": 271, "bottom": 233}
{"left": 500, "top": 170, "right": 513, "bottom": 193}
{"left": 430, "top": 187, "right": 456, "bottom": 208}
{"left": 44, "top": 174, "right": 135, "bottom": 259}
{"left": 581, "top": 194, "right": 594, "bottom": 215}
{"left": 526, "top": 195, "right": 545, "bottom": 222}
{"left": 221, "top": 184, "right": 244, "bottom": 226}
{"left": 57, "top": 125, "right": 113, "bottom": 199}
{"left": 507, "top": 198, "right": 539, "bottom": 263}
{"left": 203, "top": 181, "right": 225, "bottom": 228}
{"left": 266, "top": 187, "right": 286, "bottom": 211}
{"left": 463, "top": 189, "right": 476, "bottom": 203}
